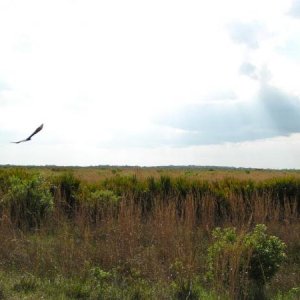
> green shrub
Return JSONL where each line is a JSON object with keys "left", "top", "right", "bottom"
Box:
{"left": 90, "top": 267, "right": 112, "bottom": 283}
{"left": 0, "top": 168, "right": 32, "bottom": 194}
{"left": 244, "top": 224, "right": 287, "bottom": 284}
{"left": 2, "top": 174, "right": 53, "bottom": 229}
{"left": 54, "top": 172, "right": 80, "bottom": 217}
{"left": 89, "top": 189, "right": 120, "bottom": 205}
{"left": 81, "top": 189, "right": 121, "bottom": 223}
{"left": 169, "top": 260, "right": 200, "bottom": 300}
{"left": 207, "top": 224, "right": 286, "bottom": 299}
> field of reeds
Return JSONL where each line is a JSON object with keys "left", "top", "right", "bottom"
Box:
{"left": 0, "top": 166, "right": 299, "bottom": 299}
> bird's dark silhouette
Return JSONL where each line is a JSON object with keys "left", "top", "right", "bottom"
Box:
{"left": 12, "top": 124, "right": 44, "bottom": 144}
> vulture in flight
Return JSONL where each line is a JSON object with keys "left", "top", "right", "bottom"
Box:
{"left": 12, "top": 124, "right": 44, "bottom": 144}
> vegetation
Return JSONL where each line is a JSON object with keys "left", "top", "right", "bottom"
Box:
{"left": 0, "top": 166, "right": 299, "bottom": 299}
{"left": 207, "top": 224, "right": 286, "bottom": 299}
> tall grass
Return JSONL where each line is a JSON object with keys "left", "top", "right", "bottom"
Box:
{"left": 0, "top": 167, "right": 299, "bottom": 298}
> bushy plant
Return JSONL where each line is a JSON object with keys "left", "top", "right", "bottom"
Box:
{"left": 244, "top": 224, "right": 286, "bottom": 284}
{"left": 89, "top": 189, "right": 120, "bottom": 206}
{"left": 90, "top": 267, "right": 112, "bottom": 283}
{"left": 206, "top": 226, "right": 242, "bottom": 296}
{"left": 81, "top": 188, "right": 121, "bottom": 223}
{"left": 54, "top": 172, "right": 80, "bottom": 217}
{"left": 0, "top": 168, "right": 32, "bottom": 194}
{"left": 169, "top": 259, "right": 201, "bottom": 300}
{"left": 207, "top": 224, "right": 286, "bottom": 299}
{"left": 2, "top": 174, "right": 53, "bottom": 229}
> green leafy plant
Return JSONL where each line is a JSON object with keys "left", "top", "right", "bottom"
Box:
{"left": 90, "top": 267, "right": 112, "bottom": 284}
{"left": 169, "top": 259, "right": 200, "bottom": 300}
{"left": 244, "top": 224, "right": 286, "bottom": 284}
{"left": 2, "top": 174, "right": 53, "bottom": 229}
{"left": 82, "top": 189, "right": 121, "bottom": 223}
{"left": 207, "top": 224, "right": 286, "bottom": 299}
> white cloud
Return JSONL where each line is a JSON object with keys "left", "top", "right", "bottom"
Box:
{"left": 1, "top": 0, "right": 300, "bottom": 168}
{"left": 289, "top": 0, "right": 300, "bottom": 17}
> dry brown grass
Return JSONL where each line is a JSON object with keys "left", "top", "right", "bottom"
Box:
{"left": 0, "top": 167, "right": 299, "bottom": 298}
{"left": 70, "top": 166, "right": 300, "bottom": 183}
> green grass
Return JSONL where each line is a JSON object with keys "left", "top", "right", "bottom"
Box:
{"left": 0, "top": 271, "right": 298, "bottom": 299}
{"left": 0, "top": 270, "right": 225, "bottom": 299}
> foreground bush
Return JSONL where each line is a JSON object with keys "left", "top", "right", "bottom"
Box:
{"left": 207, "top": 224, "right": 286, "bottom": 299}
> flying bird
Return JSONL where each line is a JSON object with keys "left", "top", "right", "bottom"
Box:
{"left": 11, "top": 124, "right": 44, "bottom": 144}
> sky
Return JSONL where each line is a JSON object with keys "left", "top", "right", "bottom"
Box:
{"left": 1, "top": 0, "right": 300, "bottom": 168}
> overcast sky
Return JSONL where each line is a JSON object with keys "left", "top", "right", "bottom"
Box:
{"left": 1, "top": 0, "right": 300, "bottom": 168}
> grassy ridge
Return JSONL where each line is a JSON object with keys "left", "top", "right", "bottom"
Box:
{"left": 0, "top": 167, "right": 299, "bottom": 299}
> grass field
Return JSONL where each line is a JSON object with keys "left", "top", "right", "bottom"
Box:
{"left": 0, "top": 166, "right": 299, "bottom": 299}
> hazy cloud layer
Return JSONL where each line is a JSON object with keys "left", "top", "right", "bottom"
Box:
{"left": 239, "top": 62, "right": 257, "bottom": 79}
{"left": 202, "top": 90, "right": 237, "bottom": 101}
{"left": 259, "top": 84, "right": 300, "bottom": 134}
{"left": 289, "top": 0, "right": 300, "bottom": 18}
{"left": 227, "top": 21, "right": 269, "bottom": 49}
{"left": 0, "top": 80, "right": 9, "bottom": 93}
{"left": 159, "top": 84, "right": 300, "bottom": 146}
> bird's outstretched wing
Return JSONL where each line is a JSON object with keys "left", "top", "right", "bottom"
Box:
{"left": 11, "top": 124, "right": 44, "bottom": 144}
{"left": 27, "top": 124, "right": 43, "bottom": 140}
{"left": 12, "top": 139, "right": 28, "bottom": 144}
